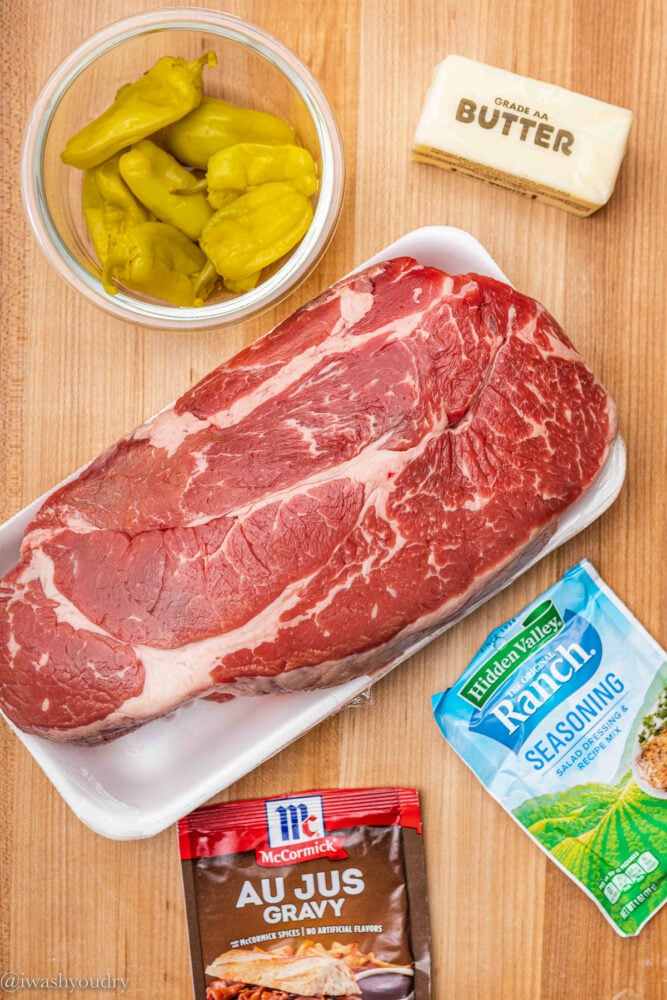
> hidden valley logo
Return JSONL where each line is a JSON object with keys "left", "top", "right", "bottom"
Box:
{"left": 461, "top": 601, "right": 613, "bottom": 752}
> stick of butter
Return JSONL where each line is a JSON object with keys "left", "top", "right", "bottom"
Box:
{"left": 411, "top": 55, "right": 633, "bottom": 216}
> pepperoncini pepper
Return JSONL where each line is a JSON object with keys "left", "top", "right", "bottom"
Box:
{"left": 201, "top": 142, "right": 318, "bottom": 210}
{"left": 222, "top": 271, "right": 262, "bottom": 294}
{"left": 118, "top": 140, "right": 213, "bottom": 240}
{"left": 199, "top": 181, "right": 313, "bottom": 283}
{"left": 102, "top": 221, "right": 217, "bottom": 307}
{"left": 161, "top": 97, "right": 296, "bottom": 170}
{"left": 61, "top": 51, "right": 217, "bottom": 170}
{"left": 82, "top": 153, "right": 152, "bottom": 262}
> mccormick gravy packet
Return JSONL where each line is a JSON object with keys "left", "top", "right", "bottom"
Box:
{"left": 432, "top": 560, "right": 667, "bottom": 937}
{"left": 178, "top": 787, "right": 431, "bottom": 999}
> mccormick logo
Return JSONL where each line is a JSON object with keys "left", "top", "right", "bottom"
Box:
{"left": 259, "top": 796, "right": 348, "bottom": 867}
{"left": 266, "top": 795, "right": 325, "bottom": 847}
{"left": 459, "top": 599, "right": 564, "bottom": 709}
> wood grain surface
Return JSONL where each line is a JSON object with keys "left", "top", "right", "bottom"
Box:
{"left": 1, "top": 1, "right": 666, "bottom": 998}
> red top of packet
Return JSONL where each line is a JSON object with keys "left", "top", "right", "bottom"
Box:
{"left": 178, "top": 786, "right": 423, "bottom": 859}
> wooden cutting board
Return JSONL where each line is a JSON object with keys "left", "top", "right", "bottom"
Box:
{"left": 1, "top": 1, "right": 665, "bottom": 998}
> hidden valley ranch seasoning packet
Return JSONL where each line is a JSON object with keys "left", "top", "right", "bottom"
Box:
{"left": 432, "top": 560, "right": 667, "bottom": 936}
{"left": 178, "top": 787, "right": 431, "bottom": 999}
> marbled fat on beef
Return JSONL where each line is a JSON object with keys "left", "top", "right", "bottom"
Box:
{"left": 0, "top": 258, "right": 618, "bottom": 741}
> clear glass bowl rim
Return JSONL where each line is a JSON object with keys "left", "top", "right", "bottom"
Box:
{"left": 20, "top": 6, "right": 346, "bottom": 330}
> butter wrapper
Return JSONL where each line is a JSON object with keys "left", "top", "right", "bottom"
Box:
{"left": 412, "top": 55, "right": 633, "bottom": 215}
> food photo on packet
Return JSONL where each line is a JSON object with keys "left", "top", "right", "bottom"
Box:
{"left": 1, "top": 2, "right": 665, "bottom": 999}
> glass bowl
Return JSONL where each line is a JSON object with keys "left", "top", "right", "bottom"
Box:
{"left": 21, "top": 7, "right": 345, "bottom": 331}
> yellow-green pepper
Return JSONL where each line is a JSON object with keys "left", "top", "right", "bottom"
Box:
{"left": 61, "top": 51, "right": 217, "bottom": 170}
{"left": 102, "top": 221, "right": 217, "bottom": 307}
{"left": 199, "top": 181, "right": 313, "bottom": 283}
{"left": 161, "top": 97, "right": 296, "bottom": 170}
{"left": 82, "top": 153, "right": 152, "bottom": 263}
{"left": 223, "top": 272, "right": 262, "bottom": 294}
{"left": 203, "top": 142, "right": 318, "bottom": 210}
{"left": 118, "top": 140, "right": 213, "bottom": 241}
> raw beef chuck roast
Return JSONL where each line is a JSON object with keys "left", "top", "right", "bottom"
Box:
{"left": 0, "top": 257, "right": 618, "bottom": 741}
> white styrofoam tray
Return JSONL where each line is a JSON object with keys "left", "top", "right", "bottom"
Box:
{"left": 0, "top": 226, "right": 626, "bottom": 839}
